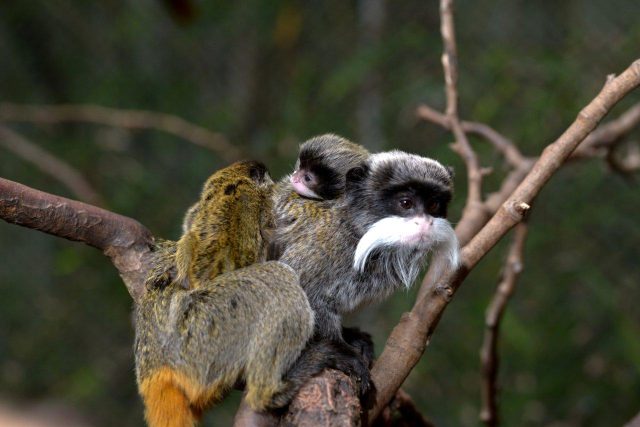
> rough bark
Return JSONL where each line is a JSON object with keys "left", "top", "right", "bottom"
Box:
{"left": 0, "top": 177, "right": 153, "bottom": 302}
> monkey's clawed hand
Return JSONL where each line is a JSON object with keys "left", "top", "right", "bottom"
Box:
{"left": 342, "top": 326, "right": 375, "bottom": 368}
{"left": 334, "top": 341, "right": 374, "bottom": 400}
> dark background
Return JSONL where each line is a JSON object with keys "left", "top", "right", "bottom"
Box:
{"left": 0, "top": 1, "right": 639, "bottom": 426}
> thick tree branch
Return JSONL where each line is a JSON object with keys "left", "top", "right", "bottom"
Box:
{"left": 280, "top": 370, "right": 362, "bottom": 427}
{"left": 479, "top": 222, "right": 528, "bottom": 427}
{"left": 0, "top": 125, "right": 104, "bottom": 206}
{"left": 0, "top": 103, "right": 242, "bottom": 162}
{"left": 367, "top": 59, "right": 640, "bottom": 421}
{"left": 0, "top": 177, "right": 153, "bottom": 302}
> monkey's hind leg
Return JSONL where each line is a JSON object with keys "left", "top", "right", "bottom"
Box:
{"left": 140, "top": 368, "right": 198, "bottom": 427}
{"left": 243, "top": 314, "right": 312, "bottom": 411}
{"left": 244, "top": 348, "right": 293, "bottom": 411}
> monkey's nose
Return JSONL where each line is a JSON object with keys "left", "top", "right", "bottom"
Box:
{"left": 411, "top": 216, "right": 432, "bottom": 234}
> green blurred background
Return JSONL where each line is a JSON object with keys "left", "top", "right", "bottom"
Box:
{"left": 0, "top": 1, "right": 639, "bottom": 426}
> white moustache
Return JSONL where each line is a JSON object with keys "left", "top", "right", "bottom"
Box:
{"left": 353, "top": 215, "right": 459, "bottom": 283}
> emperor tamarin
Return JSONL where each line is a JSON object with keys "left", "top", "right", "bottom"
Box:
{"left": 274, "top": 150, "right": 460, "bottom": 390}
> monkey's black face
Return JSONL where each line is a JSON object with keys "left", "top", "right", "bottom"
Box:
{"left": 346, "top": 151, "right": 460, "bottom": 274}
{"left": 290, "top": 134, "right": 369, "bottom": 200}
{"left": 381, "top": 182, "right": 451, "bottom": 220}
{"left": 291, "top": 150, "right": 342, "bottom": 200}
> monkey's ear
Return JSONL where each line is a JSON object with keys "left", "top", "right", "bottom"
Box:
{"left": 346, "top": 164, "right": 369, "bottom": 184}
{"left": 345, "top": 165, "right": 369, "bottom": 193}
{"left": 247, "top": 161, "right": 268, "bottom": 182}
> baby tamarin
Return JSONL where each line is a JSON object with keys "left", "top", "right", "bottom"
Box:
{"left": 274, "top": 148, "right": 460, "bottom": 393}
{"left": 288, "top": 133, "right": 370, "bottom": 200}
{"left": 272, "top": 134, "right": 370, "bottom": 258}
{"left": 135, "top": 161, "right": 347, "bottom": 427}
{"left": 173, "top": 161, "right": 274, "bottom": 289}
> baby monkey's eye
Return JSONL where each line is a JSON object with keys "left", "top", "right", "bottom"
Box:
{"left": 304, "top": 173, "right": 313, "bottom": 183}
{"left": 427, "top": 201, "right": 440, "bottom": 213}
{"left": 399, "top": 198, "right": 413, "bottom": 210}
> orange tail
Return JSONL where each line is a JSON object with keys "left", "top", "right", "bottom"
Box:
{"left": 140, "top": 370, "right": 197, "bottom": 427}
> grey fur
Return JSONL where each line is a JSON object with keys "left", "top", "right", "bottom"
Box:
{"left": 294, "top": 134, "right": 370, "bottom": 177}
{"left": 274, "top": 150, "right": 457, "bottom": 342}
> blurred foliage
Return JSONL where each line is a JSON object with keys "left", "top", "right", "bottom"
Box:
{"left": 0, "top": 0, "right": 639, "bottom": 426}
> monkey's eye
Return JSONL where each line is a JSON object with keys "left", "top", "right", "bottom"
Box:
{"left": 399, "top": 198, "right": 413, "bottom": 210}
{"left": 303, "top": 173, "right": 312, "bottom": 183}
{"left": 427, "top": 201, "right": 440, "bottom": 214}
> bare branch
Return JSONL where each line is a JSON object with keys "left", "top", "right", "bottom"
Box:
{"left": 573, "top": 101, "right": 640, "bottom": 157}
{"left": 372, "top": 389, "right": 434, "bottom": 427}
{"left": 0, "top": 103, "right": 242, "bottom": 162}
{"left": 0, "top": 177, "right": 153, "bottom": 302}
{"left": 418, "top": 98, "right": 640, "bottom": 244}
{"left": 279, "top": 370, "right": 361, "bottom": 427}
{"left": 368, "top": 59, "right": 640, "bottom": 421}
{"left": 0, "top": 125, "right": 104, "bottom": 206}
{"left": 624, "top": 410, "right": 640, "bottom": 427}
{"left": 479, "top": 222, "right": 528, "bottom": 427}
{"left": 439, "top": 0, "right": 484, "bottom": 213}
{"left": 606, "top": 140, "right": 640, "bottom": 176}
{"left": 416, "top": 104, "right": 527, "bottom": 168}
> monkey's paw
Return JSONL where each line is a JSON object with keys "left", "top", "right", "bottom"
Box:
{"left": 342, "top": 326, "right": 375, "bottom": 368}
{"left": 330, "top": 344, "right": 373, "bottom": 398}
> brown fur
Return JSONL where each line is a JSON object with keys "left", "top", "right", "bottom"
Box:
{"left": 135, "top": 161, "right": 324, "bottom": 426}
{"left": 175, "top": 161, "right": 274, "bottom": 289}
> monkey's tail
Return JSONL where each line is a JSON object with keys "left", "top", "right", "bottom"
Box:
{"left": 140, "top": 369, "right": 198, "bottom": 427}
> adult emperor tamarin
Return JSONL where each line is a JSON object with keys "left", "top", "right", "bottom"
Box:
{"left": 274, "top": 149, "right": 460, "bottom": 392}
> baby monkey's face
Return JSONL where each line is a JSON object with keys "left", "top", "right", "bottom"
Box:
{"left": 290, "top": 167, "right": 323, "bottom": 200}
{"left": 289, "top": 134, "right": 370, "bottom": 201}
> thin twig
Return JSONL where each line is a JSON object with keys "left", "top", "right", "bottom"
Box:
{"left": 439, "top": 0, "right": 484, "bottom": 213}
{"left": 479, "top": 222, "right": 529, "bottom": 427}
{"left": 606, "top": 140, "right": 640, "bottom": 176}
{"left": 416, "top": 104, "right": 527, "bottom": 168}
{"left": 417, "top": 99, "right": 640, "bottom": 243}
{"left": 0, "top": 103, "right": 242, "bottom": 162}
{"left": 0, "top": 125, "right": 104, "bottom": 206}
